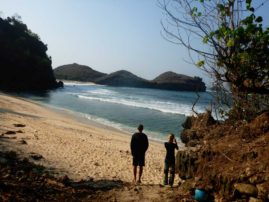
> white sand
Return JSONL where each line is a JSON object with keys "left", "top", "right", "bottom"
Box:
{"left": 0, "top": 94, "right": 166, "bottom": 184}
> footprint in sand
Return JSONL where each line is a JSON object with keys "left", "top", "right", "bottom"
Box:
{"left": 0, "top": 131, "right": 17, "bottom": 139}
{"left": 4, "top": 131, "right": 16, "bottom": 135}
{"left": 13, "top": 123, "right": 26, "bottom": 127}
{"left": 19, "top": 139, "right": 27, "bottom": 145}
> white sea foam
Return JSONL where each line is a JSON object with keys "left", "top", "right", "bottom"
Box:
{"left": 77, "top": 94, "right": 205, "bottom": 116}
{"left": 64, "top": 81, "right": 96, "bottom": 86}
{"left": 86, "top": 89, "right": 118, "bottom": 95}
{"left": 84, "top": 114, "right": 130, "bottom": 131}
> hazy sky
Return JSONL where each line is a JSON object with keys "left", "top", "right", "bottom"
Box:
{"left": 1, "top": 0, "right": 269, "bottom": 85}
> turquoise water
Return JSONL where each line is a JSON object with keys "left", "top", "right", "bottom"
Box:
{"left": 25, "top": 82, "right": 214, "bottom": 142}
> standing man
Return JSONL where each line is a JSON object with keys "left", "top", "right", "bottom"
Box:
{"left": 130, "top": 124, "right": 149, "bottom": 184}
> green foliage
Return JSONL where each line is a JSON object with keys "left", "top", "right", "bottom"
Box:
{"left": 198, "top": 0, "right": 268, "bottom": 119}
{"left": 196, "top": 60, "right": 205, "bottom": 67}
{"left": 0, "top": 16, "right": 59, "bottom": 91}
{"left": 226, "top": 39, "right": 234, "bottom": 47}
{"left": 161, "top": 0, "right": 269, "bottom": 119}
{"left": 217, "top": 13, "right": 268, "bottom": 93}
{"left": 203, "top": 36, "right": 209, "bottom": 44}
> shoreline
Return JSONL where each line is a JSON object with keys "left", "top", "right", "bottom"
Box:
{"left": 45, "top": 106, "right": 176, "bottom": 145}
{"left": 0, "top": 93, "right": 167, "bottom": 184}
{"left": 37, "top": 102, "right": 130, "bottom": 137}
{"left": 19, "top": 93, "right": 181, "bottom": 145}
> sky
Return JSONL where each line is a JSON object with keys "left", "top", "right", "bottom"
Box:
{"left": 1, "top": 0, "right": 269, "bottom": 85}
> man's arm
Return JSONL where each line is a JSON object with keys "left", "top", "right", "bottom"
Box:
{"left": 145, "top": 135, "right": 149, "bottom": 152}
{"left": 174, "top": 138, "right": 178, "bottom": 150}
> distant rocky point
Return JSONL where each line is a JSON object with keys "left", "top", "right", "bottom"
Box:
{"left": 54, "top": 63, "right": 206, "bottom": 92}
{"left": 152, "top": 71, "right": 206, "bottom": 92}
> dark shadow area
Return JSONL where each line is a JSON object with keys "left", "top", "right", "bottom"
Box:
{"left": 0, "top": 150, "right": 124, "bottom": 201}
{"left": 0, "top": 108, "right": 41, "bottom": 119}
{"left": 70, "top": 179, "right": 123, "bottom": 191}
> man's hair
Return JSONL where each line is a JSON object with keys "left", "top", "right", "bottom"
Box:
{"left": 138, "top": 124, "right": 144, "bottom": 132}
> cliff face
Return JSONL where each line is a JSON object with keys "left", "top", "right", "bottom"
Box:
{"left": 54, "top": 63, "right": 106, "bottom": 82}
{"left": 0, "top": 17, "right": 60, "bottom": 92}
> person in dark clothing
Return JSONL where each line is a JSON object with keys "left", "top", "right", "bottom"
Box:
{"left": 130, "top": 124, "right": 149, "bottom": 184}
{"left": 163, "top": 134, "right": 178, "bottom": 186}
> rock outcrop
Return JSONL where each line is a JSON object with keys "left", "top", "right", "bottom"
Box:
{"left": 180, "top": 111, "right": 216, "bottom": 146}
{"left": 176, "top": 111, "right": 269, "bottom": 201}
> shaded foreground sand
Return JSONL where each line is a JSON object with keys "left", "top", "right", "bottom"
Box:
{"left": 0, "top": 94, "right": 167, "bottom": 184}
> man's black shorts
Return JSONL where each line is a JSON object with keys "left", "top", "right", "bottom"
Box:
{"left": 133, "top": 155, "right": 145, "bottom": 166}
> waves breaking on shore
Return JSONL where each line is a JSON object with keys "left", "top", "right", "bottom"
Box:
{"left": 25, "top": 82, "right": 213, "bottom": 141}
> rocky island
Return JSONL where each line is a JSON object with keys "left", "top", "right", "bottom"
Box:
{"left": 152, "top": 71, "right": 206, "bottom": 92}
{"left": 95, "top": 70, "right": 151, "bottom": 88}
{"left": 54, "top": 63, "right": 206, "bottom": 92}
{"left": 54, "top": 63, "right": 106, "bottom": 82}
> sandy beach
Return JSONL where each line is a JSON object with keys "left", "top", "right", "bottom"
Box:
{"left": 0, "top": 93, "right": 166, "bottom": 184}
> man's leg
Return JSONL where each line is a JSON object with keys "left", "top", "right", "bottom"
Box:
{"left": 133, "top": 166, "right": 137, "bottom": 183}
{"left": 138, "top": 166, "right": 143, "bottom": 183}
{"left": 168, "top": 164, "right": 175, "bottom": 186}
{"left": 138, "top": 155, "right": 145, "bottom": 183}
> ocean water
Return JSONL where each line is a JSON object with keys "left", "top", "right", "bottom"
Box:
{"left": 25, "top": 82, "right": 214, "bottom": 142}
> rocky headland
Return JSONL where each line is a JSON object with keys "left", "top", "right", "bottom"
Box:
{"left": 0, "top": 17, "right": 62, "bottom": 92}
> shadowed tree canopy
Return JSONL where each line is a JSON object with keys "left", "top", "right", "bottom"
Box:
{"left": 0, "top": 16, "right": 61, "bottom": 91}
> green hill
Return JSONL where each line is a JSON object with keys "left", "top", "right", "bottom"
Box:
{"left": 95, "top": 70, "right": 151, "bottom": 87}
{"left": 54, "top": 63, "right": 106, "bottom": 82}
{"left": 152, "top": 71, "right": 206, "bottom": 91}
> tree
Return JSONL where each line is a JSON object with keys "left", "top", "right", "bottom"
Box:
{"left": 0, "top": 16, "right": 61, "bottom": 91}
{"left": 160, "top": 0, "right": 269, "bottom": 119}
